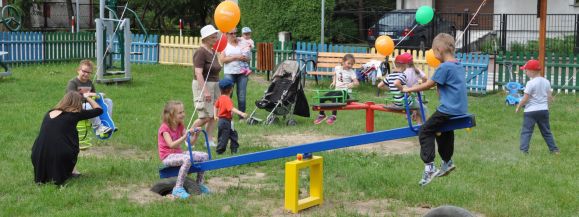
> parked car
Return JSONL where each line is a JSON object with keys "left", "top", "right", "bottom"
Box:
{"left": 367, "top": 9, "right": 456, "bottom": 51}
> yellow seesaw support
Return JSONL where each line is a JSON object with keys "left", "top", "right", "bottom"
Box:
{"left": 284, "top": 155, "right": 323, "bottom": 213}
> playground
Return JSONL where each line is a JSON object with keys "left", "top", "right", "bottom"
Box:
{"left": 1, "top": 0, "right": 578, "bottom": 216}
{"left": 0, "top": 62, "right": 576, "bottom": 216}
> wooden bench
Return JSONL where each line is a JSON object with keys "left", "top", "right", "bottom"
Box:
{"left": 307, "top": 52, "right": 386, "bottom": 84}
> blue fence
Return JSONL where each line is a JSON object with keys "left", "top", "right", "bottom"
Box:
{"left": 0, "top": 32, "right": 44, "bottom": 64}
{"left": 112, "top": 34, "right": 159, "bottom": 64}
{"left": 456, "top": 53, "right": 490, "bottom": 94}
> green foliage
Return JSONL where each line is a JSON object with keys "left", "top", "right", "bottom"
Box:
{"left": 328, "top": 17, "right": 358, "bottom": 43}
{"left": 239, "top": 0, "right": 336, "bottom": 42}
{"left": 510, "top": 36, "right": 574, "bottom": 54}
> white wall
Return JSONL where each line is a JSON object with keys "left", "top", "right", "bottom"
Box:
{"left": 494, "top": 0, "right": 579, "bottom": 14}
{"left": 31, "top": 0, "right": 94, "bottom": 29}
{"left": 396, "top": 0, "right": 433, "bottom": 10}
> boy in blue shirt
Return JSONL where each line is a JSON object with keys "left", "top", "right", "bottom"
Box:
{"left": 402, "top": 33, "right": 468, "bottom": 186}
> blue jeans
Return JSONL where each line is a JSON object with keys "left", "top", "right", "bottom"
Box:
{"left": 223, "top": 73, "right": 248, "bottom": 113}
{"left": 520, "top": 110, "right": 558, "bottom": 152}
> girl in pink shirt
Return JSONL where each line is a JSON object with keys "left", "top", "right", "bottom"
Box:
{"left": 158, "top": 101, "right": 209, "bottom": 198}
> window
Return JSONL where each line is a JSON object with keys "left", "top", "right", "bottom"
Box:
{"left": 575, "top": 0, "right": 579, "bottom": 6}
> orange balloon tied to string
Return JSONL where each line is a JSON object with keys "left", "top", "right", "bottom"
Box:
{"left": 214, "top": 1, "right": 241, "bottom": 33}
{"left": 425, "top": 49, "right": 441, "bottom": 68}
{"left": 375, "top": 35, "right": 394, "bottom": 56}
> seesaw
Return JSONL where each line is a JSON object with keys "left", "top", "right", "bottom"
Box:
{"left": 158, "top": 94, "right": 475, "bottom": 213}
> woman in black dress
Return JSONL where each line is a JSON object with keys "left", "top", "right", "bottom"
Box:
{"left": 31, "top": 91, "right": 103, "bottom": 185}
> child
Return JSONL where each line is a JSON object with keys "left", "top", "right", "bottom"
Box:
{"left": 401, "top": 33, "right": 468, "bottom": 186}
{"left": 66, "top": 59, "right": 115, "bottom": 135}
{"left": 377, "top": 54, "right": 412, "bottom": 110}
{"left": 238, "top": 27, "right": 254, "bottom": 76}
{"left": 400, "top": 53, "right": 429, "bottom": 123}
{"left": 214, "top": 78, "right": 247, "bottom": 154}
{"left": 515, "top": 59, "right": 559, "bottom": 154}
{"left": 158, "top": 101, "right": 210, "bottom": 198}
{"left": 313, "top": 54, "right": 359, "bottom": 125}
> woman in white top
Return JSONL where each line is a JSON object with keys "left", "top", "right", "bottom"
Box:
{"left": 219, "top": 28, "right": 250, "bottom": 119}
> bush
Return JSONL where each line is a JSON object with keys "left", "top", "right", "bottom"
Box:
{"left": 239, "top": 0, "right": 336, "bottom": 42}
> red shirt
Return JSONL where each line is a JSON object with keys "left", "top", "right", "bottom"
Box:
{"left": 157, "top": 123, "right": 184, "bottom": 160}
{"left": 214, "top": 95, "right": 234, "bottom": 120}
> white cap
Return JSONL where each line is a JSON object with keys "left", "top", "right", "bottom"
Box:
{"left": 200, "top": 25, "right": 219, "bottom": 40}
{"left": 241, "top": 27, "right": 252, "bottom": 33}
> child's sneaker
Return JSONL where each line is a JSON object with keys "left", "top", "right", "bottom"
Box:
{"left": 95, "top": 125, "right": 113, "bottom": 135}
{"left": 326, "top": 115, "right": 337, "bottom": 125}
{"left": 313, "top": 115, "right": 326, "bottom": 125}
{"left": 208, "top": 141, "right": 217, "bottom": 147}
{"left": 171, "top": 187, "right": 190, "bottom": 199}
{"left": 199, "top": 184, "right": 211, "bottom": 194}
{"left": 436, "top": 160, "right": 456, "bottom": 177}
{"left": 244, "top": 69, "right": 252, "bottom": 76}
{"left": 418, "top": 168, "right": 439, "bottom": 186}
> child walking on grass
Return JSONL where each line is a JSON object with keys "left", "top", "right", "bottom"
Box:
{"left": 158, "top": 101, "right": 210, "bottom": 198}
{"left": 313, "top": 54, "right": 359, "bottom": 125}
{"left": 402, "top": 33, "right": 468, "bottom": 186}
{"left": 516, "top": 59, "right": 559, "bottom": 154}
{"left": 214, "top": 78, "right": 247, "bottom": 154}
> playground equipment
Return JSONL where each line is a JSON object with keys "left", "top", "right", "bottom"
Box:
{"left": 503, "top": 61, "right": 525, "bottom": 106}
{"left": 0, "top": 1, "right": 22, "bottom": 31}
{"left": 95, "top": 0, "right": 147, "bottom": 83}
{"left": 93, "top": 93, "right": 116, "bottom": 139}
{"left": 159, "top": 93, "right": 475, "bottom": 213}
{"left": 0, "top": 51, "right": 11, "bottom": 77}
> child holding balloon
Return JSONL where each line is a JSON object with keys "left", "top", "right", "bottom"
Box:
{"left": 401, "top": 33, "right": 468, "bottom": 186}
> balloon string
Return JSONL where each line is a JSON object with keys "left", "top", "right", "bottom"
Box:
{"left": 455, "top": 0, "right": 487, "bottom": 45}
{"left": 394, "top": 24, "right": 419, "bottom": 48}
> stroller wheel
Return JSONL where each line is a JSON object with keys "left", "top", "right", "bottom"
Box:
{"left": 266, "top": 116, "right": 278, "bottom": 125}
{"left": 287, "top": 119, "right": 297, "bottom": 126}
{"left": 247, "top": 117, "right": 262, "bottom": 125}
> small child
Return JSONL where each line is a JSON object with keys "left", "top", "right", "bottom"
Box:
{"left": 400, "top": 53, "right": 429, "bottom": 123}
{"left": 516, "top": 59, "right": 559, "bottom": 154}
{"left": 313, "top": 54, "right": 359, "bottom": 125}
{"left": 158, "top": 101, "right": 210, "bottom": 198}
{"left": 377, "top": 54, "right": 412, "bottom": 109}
{"left": 66, "top": 59, "right": 115, "bottom": 135}
{"left": 238, "top": 27, "right": 254, "bottom": 76}
{"left": 402, "top": 33, "right": 468, "bottom": 186}
{"left": 214, "top": 78, "right": 247, "bottom": 154}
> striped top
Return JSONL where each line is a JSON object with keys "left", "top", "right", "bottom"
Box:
{"left": 382, "top": 72, "right": 411, "bottom": 107}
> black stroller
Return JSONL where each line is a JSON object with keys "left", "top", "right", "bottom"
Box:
{"left": 247, "top": 60, "right": 310, "bottom": 125}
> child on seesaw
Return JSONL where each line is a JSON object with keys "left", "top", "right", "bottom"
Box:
{"left": 313, "top": 54, "right": 359, "bottom": 125}
{"left": 401, "top": 33, "right": 468, "bottom": 186}
{"left": 516, "top": 59, "right": 559, "bottom": 154}
{"left": 158, "top": 101, "right": 210, "bottom": 198}
{"left": 66, "top": 59, "right": 116, "bottom": 135}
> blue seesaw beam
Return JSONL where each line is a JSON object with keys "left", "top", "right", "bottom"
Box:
{"left": 159, "top": 114, "right": 476, "bottom": 179}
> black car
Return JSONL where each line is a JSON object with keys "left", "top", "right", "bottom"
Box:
{"left": 367, "top": 9, "right": 456, "bottom": 51}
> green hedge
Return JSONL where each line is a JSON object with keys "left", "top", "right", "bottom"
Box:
{"left": 239, "top": 0, "right": 336, "bottom": 42}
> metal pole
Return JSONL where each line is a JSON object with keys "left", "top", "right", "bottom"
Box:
{"left": 100, "top": 0, "right": 104, "bottom": 19}
{"left": 76, "top": 0, "right": 80, "bottom": 32}
{"left": 538, "top": 0, "right": 547, "bottom": 76}
{"left": 321, "top": 0, "right": 325, "bottom": 45}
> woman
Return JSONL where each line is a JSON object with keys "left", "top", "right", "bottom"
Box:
{"left": 31, "top": 91, "right": 102, "bottom": 185}
{"left": 191, "top": 25, "right": 222, "bottom": 147}
{"left": 219, "top": 28, "right": 250, "bottom": 119}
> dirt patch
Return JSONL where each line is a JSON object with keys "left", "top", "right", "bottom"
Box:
{"left": 262, "top": 133, "right": 418, "bottom": 155}
{"left": 352, "top": 199, "right": 431, "bottom": 217}
{"left": 109, "top": 183, "right": 165, "bottom": 204}
{"left": 79, "top": 145, "right": 153, "bottom": 161}
{"left": 206, "top": 172, "right": 274, "bottom": 194}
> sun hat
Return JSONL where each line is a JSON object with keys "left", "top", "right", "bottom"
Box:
{"left": 519, "top": 59, "right": 541, "bottom": 71}
{"left": 200, "top": 25, "right": 219, "bottom": 40}
{"left": 395, "top": 53, "right": 413, "bottom": 64}
{"left": 241, "top": 27, "right": 252, "bottom": 33}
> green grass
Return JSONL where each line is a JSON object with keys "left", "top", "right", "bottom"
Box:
{"left": 0, "top": 63, "right": 577, "bottom": 217}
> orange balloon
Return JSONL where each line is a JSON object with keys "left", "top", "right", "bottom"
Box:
{"left": 214, "top": 1, "right": 241, "bottom": 33}
{"left": 375, "top": 35, "right": 394, "bottom": 56}
{"left": 425, "top": 49, "right": 441, "bottom": 68}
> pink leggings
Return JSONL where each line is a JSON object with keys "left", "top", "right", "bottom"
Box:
{"left": 162, "top": 152, "right": 209, "bottom": 188}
